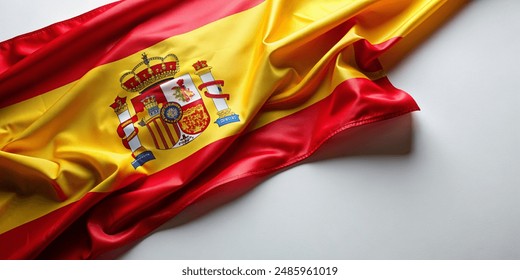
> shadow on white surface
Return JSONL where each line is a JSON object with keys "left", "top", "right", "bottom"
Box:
{"left": 108, "top": 114, "right": 417, "bottom": 259}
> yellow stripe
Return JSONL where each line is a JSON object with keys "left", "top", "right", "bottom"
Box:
{"left": 0, "top": 0, "right": 447, "bottom": 234}
{"left": 156, "top": 121, "right": 173, "bottom": 148}
{"left": 0, "top": 82, "right": 75, "bottom": 148}
{"left": 250, "top": 0, "right": 448, "bottom": 130}
{"left": 168, "top": 123, "right": 180, "bottom": 143}
{"left": 147, "top": 120, "right": 164, "bottom": 149}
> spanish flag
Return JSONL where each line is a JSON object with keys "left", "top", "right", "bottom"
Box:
{"left": 0, "top": 0, "right": 451, "bottom": 259}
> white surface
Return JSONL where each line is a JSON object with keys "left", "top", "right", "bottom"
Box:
{"left": 1, "top": 1, "right": 519, "bottom": 259}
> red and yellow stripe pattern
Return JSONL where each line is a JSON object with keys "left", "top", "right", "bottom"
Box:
{"left": 0, "top": 0, "right": 451, "bottom": 259}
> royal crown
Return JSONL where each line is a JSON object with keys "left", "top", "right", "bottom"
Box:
{"left": 110, "top": 96, "right": 128, "bottom": 115}
{"left": 192, "top": 60, "right": 212, "bottom": 75}
{"left": 142, "top": 95, "right": 158, "bottom": 110}
{"left": 120, "top": 53, "right": 180, "bottom": 93}
{"left": 192, "top": 60, "right": 208, "bottom": 71}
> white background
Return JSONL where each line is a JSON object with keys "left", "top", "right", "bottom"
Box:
{"left": 0, "top": 0, "right": 519, "bottom": 259}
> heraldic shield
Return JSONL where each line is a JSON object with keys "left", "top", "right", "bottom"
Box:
{"left": 130, "top": 74, "right": 210, "bottom": 150}
{"left": 111, "top": 53, "right": 237, "bottom": 168}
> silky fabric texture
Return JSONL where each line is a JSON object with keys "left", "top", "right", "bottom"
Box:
{"left": 0, "top": 0, "right": 446, "bottom": 259}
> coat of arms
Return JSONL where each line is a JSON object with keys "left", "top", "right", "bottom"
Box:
{"left": 110, "top": 53, "right": 239, "bottom": 168}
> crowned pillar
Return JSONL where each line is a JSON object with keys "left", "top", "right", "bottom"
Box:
{"left": 110, "top": 96, "right": 155, "bottom": 168}
{"left": 193, "top": 60, "right": 240, "bottom": 126}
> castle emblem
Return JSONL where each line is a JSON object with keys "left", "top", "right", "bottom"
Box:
{"left": 110, "top": 53, "right": 239, "bottom": 168}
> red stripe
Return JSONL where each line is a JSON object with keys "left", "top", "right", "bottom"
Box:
{"left": 0, "top": 1, "right": 121, "bottom": 72}
{"left": 154, "top": 119, "right": 169, "bottom": 149}
{"left": 162, "top": 122, "right": 177, "bottom": 145}
{"left": 0, "top": 191, "right": 110, "bottom": 259}
{"left": 354, "top": 38, "right": 400, "bottom": 72}
{"left": 146, "top": 119, "right": 160, "bottom": 149}
{"left": 0, "top": 0, "right": 265, "bottom": 109}
{"left": 0, "top": 76, "right": 418, "bottom": 259}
